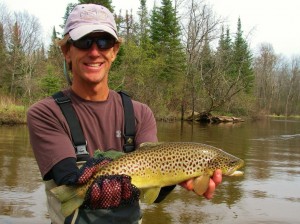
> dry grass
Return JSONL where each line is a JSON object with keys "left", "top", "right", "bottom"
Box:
{"left": 0, "top": 95, "right": 26, "bottom": 125}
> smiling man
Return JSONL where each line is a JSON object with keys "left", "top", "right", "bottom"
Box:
{"left": 27, "top": 3, "right": 222, "bottom": 224}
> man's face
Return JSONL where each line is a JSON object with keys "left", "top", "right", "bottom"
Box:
{"left": 64, "top": 32, "right": 119, "bottom": 88}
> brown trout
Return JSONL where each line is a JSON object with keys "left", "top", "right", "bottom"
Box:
{"left": 50, "top": 142, "right": 244, "bottom": 217}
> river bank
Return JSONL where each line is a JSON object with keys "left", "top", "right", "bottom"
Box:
{"left": 0, "top": 107, "right": 27, "bottom": 125}
{"left": 1, "top": 100, "right": 299, "bottom": 126}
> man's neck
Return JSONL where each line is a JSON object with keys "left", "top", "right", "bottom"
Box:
{"left": 71, "top": 83, "right": 109, "bottom": 101}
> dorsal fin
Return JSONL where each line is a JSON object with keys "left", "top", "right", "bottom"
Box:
{"left": 139, "top": 142, "right": 164, "bottom": 149}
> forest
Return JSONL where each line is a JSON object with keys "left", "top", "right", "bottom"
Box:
{"left": 0, "top": 0, "right": 300, "bottom": 124}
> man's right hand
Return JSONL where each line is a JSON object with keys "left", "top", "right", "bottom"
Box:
{"left": 82, "top": 174, "right": 140, "bottom": 209}
{"left": 70, "top": 157, "right": 140, "bottom": 209}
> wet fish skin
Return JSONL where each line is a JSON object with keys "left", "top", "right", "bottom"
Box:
{"left": 50, "top": 142, "right": 244, "bottom": 217}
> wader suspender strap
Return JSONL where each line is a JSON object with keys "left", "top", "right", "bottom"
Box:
{"left": 52, "top": 91, "right": 89, "bottom": 161}
{"left": 52, "top": 91, "right": 136, "bottom": 159}
{"left": 118, "top": 91, "right": 136, "bottom": 153}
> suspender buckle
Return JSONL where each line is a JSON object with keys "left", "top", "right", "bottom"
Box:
{"left": 75, "top": 143, "right": 89, "bottom": 155}
{"left": 54, "top": 96, "right": 71, "bottom": 104}
{"left": 123, "top": 135, "right": 135, "bottom": 153}
{"left": 76, "top": 143, "right": 89, "bottom": 162}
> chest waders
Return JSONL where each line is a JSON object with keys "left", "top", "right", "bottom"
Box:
{"left": 45, "top": 91, "right": 142, "bottom": 224}
{"left": 52, "top": 90, "right": 136, "bottom": 159}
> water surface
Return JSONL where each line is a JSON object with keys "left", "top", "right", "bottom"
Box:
{"left": 0, "top": 118, "right": 299, "bottom": 223}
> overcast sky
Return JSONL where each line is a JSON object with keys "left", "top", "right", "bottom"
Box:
{"left": 1, "top": 0, "right": 299, "bottom": 57}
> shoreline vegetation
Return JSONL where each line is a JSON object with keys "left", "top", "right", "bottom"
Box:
{"left": 0, "top": 97, "right": 27, "bottom": 125}
{"left": 1, "top": 1, "right": 300, "bottom": 126}
{"left": 1, "top": 99, "right": 299, "bottom": 126}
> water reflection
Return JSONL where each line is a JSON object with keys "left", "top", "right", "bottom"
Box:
{"left": 0, "top": 119, "right": 300, "bottom": 223}
{"left": 0, "top": 125, "right": 48, "bottom": 223}
{"left": 155, "top": 119, "right": 300, "bottom": 223}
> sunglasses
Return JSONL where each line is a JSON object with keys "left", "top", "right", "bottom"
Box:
{"left": 68, "top": 36, "right": 116, "bottom": 50}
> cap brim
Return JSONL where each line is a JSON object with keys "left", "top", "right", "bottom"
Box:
{"left": 69, "top": 24, "right": 118, "bottom": 40}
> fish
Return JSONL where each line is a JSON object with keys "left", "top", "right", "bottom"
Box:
{"left": 50, "top": 142, "right": 244, "bottom": 217}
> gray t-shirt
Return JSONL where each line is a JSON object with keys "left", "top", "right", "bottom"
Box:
{"left": 27, "top": 89, "right": 157, "bottom": 178}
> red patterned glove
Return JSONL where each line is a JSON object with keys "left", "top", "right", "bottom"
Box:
{"left": 82, "top": 175, "right": 140, "bottom": 209}
{"left": 69, "top": 157, "right": 140, "bottom": 209}
{"left": 76, "top": 157, "right": 112, "bottom": 184}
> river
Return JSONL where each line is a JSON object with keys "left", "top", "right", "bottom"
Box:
{"left": 0, "top": 118, "right": 299, "bottom": 223}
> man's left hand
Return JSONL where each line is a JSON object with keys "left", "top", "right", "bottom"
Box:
{"left": 180, "top": 169, "right": 222, "bottom": 199}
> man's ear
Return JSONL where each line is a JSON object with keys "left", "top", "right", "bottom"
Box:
{"left": 61, "top": 45, "right": 71, "bottom": 63}
{"left": 111, "top": 42, "right": 121, "bottom": 61}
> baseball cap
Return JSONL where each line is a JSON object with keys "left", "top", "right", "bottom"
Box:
{"left": 64, "top": 4, "right": 118, "bottom": 41}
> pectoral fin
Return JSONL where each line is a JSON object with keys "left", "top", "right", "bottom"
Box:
{"left": 193, "top": 175, "right": 210, "bottom": 195}
{"left": 140, "top": 187, "right": 161, "bottom": 204}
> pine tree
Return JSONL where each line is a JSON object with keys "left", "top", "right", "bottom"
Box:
{"left": 149, "top": 0, "right": 185, "bottom": 80}
{"left": 48, "top": 27, "right": 63, "bottom": 66}
{"left": 148, "top": 0, "right": 185, "bottom": 114}
{"left": 150, "top": 0, "right": 181, "bottom": 52}
{"left": 7, "top": 21, "right": 25, "bottom": 98}
{"left": 137, "top": 0, "right": 150, "bottom": 48}
{"left": 201, "top": 34, "right": 214, "bottom": 84}
{"left": 231, "top": 18, "right": 254, "bottom": 92}
{"left": 149, "top": 5, "right": 161, "bottom": 48}
{"left": 215, "top": 26, "right": 233, "bottom": 77}
{"left": 204, "top": 18, "right": 254, "bottom": 113}
{"left": 79, "top": 0, "right": 114, "bottom": 12}
{"left": 60, "top": 3, "right": 78, "bottom": 33}
{"left": 0, "top": 22, "right": 8, "bottom": 93}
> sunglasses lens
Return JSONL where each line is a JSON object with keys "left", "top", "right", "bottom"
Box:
{"left": 72, "top": 38, "right": 93, "bottom": 49}
{"left": 96, "top": 38, "right": 115, "bottom": 49}
{"left": 71, "top": 37, "right": 116, "bottom": 50}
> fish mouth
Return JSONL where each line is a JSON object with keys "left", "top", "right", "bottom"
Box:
{"left": 228, "top": 170, "right": 244, "bottom": 176}
{"left": 225, "top": 160, "right": 244, "bottom": 176}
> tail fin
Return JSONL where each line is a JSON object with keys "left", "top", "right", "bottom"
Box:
{"left": 50, "top": 185, "right": 85, "bottom": 217}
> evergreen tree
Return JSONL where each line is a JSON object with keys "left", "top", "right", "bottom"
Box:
{"left": 200, "top": 34, "right": 214, "bottom": 84}
{"left": 47, "top": 26, "right": 65, "bottom": 87}
{"left": 60, "top": 3, "right": 78, "bottom": 33}
{"left": 149, "top": 0, "right": 185, "bottom": 80}
{"left": 0, "top": 22, "right": 8, "bottom": 93}
{"left": 150, "top": 0, "right": 182, "bottom": 52}
{"left": 48, "top": 26, "right": 63, "bottom": 66}
{"left": 7, "top": 21, "right": 25, "bottom": 98}
{"left": 205, "top": 18, "right": 254, "bottom": 113}
{"left": 217, "top": 26, "right": 232, "bottom": 70}
{"left": 137, "top": 0, "right": 150, "bottom": 48}
{"left": 149, "top": 5, "right": 161, "bottom": 48}
{"left": 79, "top": 0, "right": 114, "bottom": 12}
{"left": 231, "top": 18, "right": 254, "bottom": 92}
{"left": 148, "top": 0, "right": 185, "bottom": 114}
{"left": 40, "top": 64, "right": 63, "bottom": 96}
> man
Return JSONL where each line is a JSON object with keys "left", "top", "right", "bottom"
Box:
{"left": 27, "top": 4, "right": 222, "bottom": 224}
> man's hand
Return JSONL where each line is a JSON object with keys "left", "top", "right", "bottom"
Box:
{"left": 180, "top": 169, "right": 222, "bottom": 199}
{"left": 68, "top": 157, "right": 140, "bottom": 210}
{"left": 83, "top": 174, "right": 140, "bottom": 209}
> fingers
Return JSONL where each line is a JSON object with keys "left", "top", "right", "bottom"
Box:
{"left": 180, "top": 169, "right": 223, "bottom": 199}
{"left": 203, "top": 178, "right": 215, "bottom": 199}
{"left": 212, "top": 169, "right": 222, "bottom": 187}
{"left": 179, "top": 179, "right": 194, "bottom": 191}
{"left": 203, "top": 169, "right": 222, "bottom": 199}
{"left": 84, "top": 175, "right": 140, "bottom": 209}
{"left": 193, "top": 175, "right": 210, "bottom": 195}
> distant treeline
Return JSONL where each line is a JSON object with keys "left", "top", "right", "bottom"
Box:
{"left": 0, "top": 0, "right": 299, "bottom": 120}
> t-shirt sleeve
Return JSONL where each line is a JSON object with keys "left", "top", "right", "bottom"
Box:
{"left": 27, "top": 98, "right": 76, "bottom": 178}
{"left": 133, "top": 101, "right": 158, "bottom": 147}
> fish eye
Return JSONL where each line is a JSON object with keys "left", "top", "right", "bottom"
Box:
{"left": 229, "top": 161, "right": 237, "bottom": 166}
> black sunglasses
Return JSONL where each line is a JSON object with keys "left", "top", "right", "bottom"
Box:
{"left": 68, "top": 36, "right": 116, "bottom": 50}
